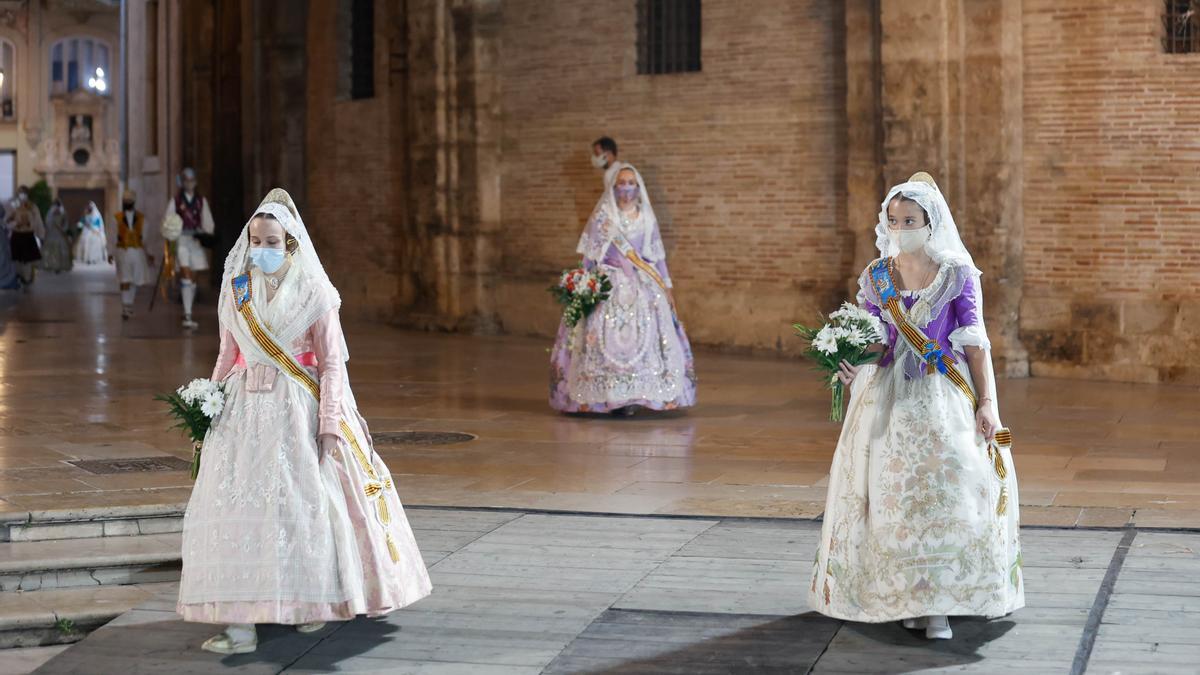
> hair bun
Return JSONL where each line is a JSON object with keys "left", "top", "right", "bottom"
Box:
{"left": 908, "top": 171, "right": 939, "bottom": 189}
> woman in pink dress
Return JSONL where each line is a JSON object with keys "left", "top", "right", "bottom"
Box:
{"left": 178, "top": 189, "right": 431, "bottom": 654}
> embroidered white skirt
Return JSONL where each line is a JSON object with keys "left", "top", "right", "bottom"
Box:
{"left": 808, "top": 362, "right": 1024, "bottom": 622}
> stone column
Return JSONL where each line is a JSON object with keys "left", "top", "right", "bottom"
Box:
{"left": 403, "top": 0, "right": 501, "bottom": 331}
{"left": 848, "top": 0, "right": 1028, "bottom": 376}
{"left": 964, "top": 0, "right": 1028, "bottom": 377}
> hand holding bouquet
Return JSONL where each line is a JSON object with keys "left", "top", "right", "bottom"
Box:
{"left": 549, "top": 266, "right": 612, "bottom": 327}
{"left": 155, "top": 378, "right": 227, "bottom": 479}
{"left": 794, "top": 302, "right": 886, "bottom": 422}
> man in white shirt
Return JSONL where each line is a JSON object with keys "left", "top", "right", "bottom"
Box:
{"left": 164, "top": 168, "right": 215, "bottom": 330}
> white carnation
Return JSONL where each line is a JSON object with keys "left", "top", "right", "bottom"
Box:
{"left": 177, "top": 382, "right": 200, "bottom": 404}
{"left": 200, "top": 391, "right": 224, "bottom": 418}
{"left": 178, "top": 378, "right": 217, "bottom": 405}
{"left": 829, "top": 302, "right": 860, "bottom": 325}
{"left": 845, "top": 327, "right": 867, "bottom": 347}
{"left": 812, "top": 327, "right": 839, "bottom": 355}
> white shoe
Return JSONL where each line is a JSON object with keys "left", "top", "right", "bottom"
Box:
{"left": 925, "top": 615, "right": 952, "bottom": 640}
{"left": 297, "top": 621, "right": 326, "bottom": 633}
{"left": 902, "top": 617, "right": 928, "bottom": 630}
{"left": 201, "top": 630, "right": 257, "bottom": 654}
{"left": 182, "top": 315, "right": 199, "bottom": 330}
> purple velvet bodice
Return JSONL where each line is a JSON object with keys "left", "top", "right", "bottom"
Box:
{"left": 859, "top": 262, "right": 986, "bottom": 378}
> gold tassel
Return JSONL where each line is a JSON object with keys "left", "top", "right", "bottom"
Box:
{"left": 386, "top": 531, "right": 400, "bottom": 563}
{"left": 992, "top": 445, "right": 1008, "bottom": 480}
{"left": 364, "top": 481, "right": 382, "bottom": 498}
{"left": 378, "top": 496, "right": 391, "bottom": 525}
{"left": 996, "top": 486, "right": 1009, "bottom": 516}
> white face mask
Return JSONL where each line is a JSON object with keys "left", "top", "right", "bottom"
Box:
{"left": 590, "top": 152, "right": 608, "bottom": 170}
{"left": 889, "top": 226, "right": 930, "bottom": 253}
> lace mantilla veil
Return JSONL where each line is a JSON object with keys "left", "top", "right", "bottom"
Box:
{"left": 576, "top": 161, "right": 667, "bottom": 264}
{"left": 217, "top": 188, "right": 348, "bottom": 362}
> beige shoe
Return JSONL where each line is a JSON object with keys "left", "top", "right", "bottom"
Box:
{"left": 201, "top": 631, "right": 257, "bottom": 654}
{"left": 925, "top": 615, "right": 953, "bottom": 640}
{"left": 902, "top": 617, "right": 928, "bottom": 630}
{"left": 297, "top": 622, "right": 326, "bottom": 633}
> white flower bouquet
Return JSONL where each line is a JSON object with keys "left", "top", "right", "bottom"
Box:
{"left": 155, "top": 378, "right": 226, "bottom": 479}
{"left": 161, "top": 213, "right": 183, "bottom": 242}
{"left": 794, "top": 302, "right": 886, "bottom": 422}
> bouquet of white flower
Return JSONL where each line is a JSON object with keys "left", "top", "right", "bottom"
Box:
{"left": 155, "top": 378, "right": 226, "bottom": 479}
{"left": 161, "top": 213, "right": 184, "bottom": 242}
{"left": 794, "top": 302, "right": 886, "bottom": 422}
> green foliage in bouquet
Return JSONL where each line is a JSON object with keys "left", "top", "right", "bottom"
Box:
{"left": 156, "top": 379, "right": 226, "bottom": 480}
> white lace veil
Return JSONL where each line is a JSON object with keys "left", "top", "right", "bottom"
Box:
{"left": 875, "top": 174, "right": 980, "bottom": 275}
{"left": 873, "top": 173, "right": 1002, "bottom": 428}
{"left": 576, "top": 161, "right": 666, "bottom": 263}
{"left": 217, "top": 188, "right": 344, "bottom": 359}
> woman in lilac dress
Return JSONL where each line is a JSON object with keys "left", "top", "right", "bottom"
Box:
{"left": 550, "top": 163, "right": 696, "bottom": 415}
{"left": 808, "top": 173, "right": 1023, "bottom": 640}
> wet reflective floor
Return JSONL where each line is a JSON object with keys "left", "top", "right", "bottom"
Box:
{"left": 2, "top": 267, "right": 1199, "bottom": 527}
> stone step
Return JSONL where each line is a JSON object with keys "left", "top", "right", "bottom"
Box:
{"left": 0, "top": 533, "right": 181, "bottom": 592}
{"left": 0, "top": 582, "right": 176, "bottom": 650}
{"left": 0, "top": 503, "right": 186, "bottom": 543}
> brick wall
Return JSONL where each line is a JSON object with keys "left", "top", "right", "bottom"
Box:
{"left": 205, "top": 0, "right": 1199, "bottom": 382}
{"left": 495, "top": 0, "right": 849, "bottom": 351}
{"left": 1022, "top": 0, "right": 1200, "bottom": 383}
{"left": 303, "top": 0, "right": 407, "bottom": 322}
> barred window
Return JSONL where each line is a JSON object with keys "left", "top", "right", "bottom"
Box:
{"left": 338, "top": 0, "right": 375, "bottom": 99}
{"left": 1163, "top": 0, "right": 1199, "bottom": 54}
{"left": 637, "top": 0, "right": 702, "bottom": 75}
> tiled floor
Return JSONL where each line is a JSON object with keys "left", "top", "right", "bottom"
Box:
{"left": 25, "top": 508, "right": 1200, "bottom": 674}
{"left": 2, "top": 268, "right": 1199, "bottom": 527}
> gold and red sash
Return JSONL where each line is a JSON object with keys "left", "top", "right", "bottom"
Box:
{"left": 868, "top": 259, "right": 977, "bottom": 408}
{"left": 616, "top": 237, "right": 678, "bottom": 319}
{"left": 868, "top": 259, "right": 1013, "bottom": 515}
{"left": 231, "top": 273, "right": 401, "bottom": 561}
